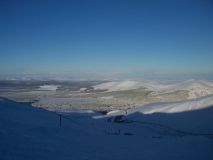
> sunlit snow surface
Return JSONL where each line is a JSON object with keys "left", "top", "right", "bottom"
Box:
{"left": 38, "top": 85, "right": 58, "bottom": 91}
{"left": 93, "top": 79, "right": 213, "bottom": 99}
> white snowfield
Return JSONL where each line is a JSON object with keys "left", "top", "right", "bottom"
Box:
{"left": 136, "top": 94, "right": 213, "bottom": 113}
{"left": 79, "top": 87, "right": 87, "bottom": 91}
{"left": 38, "top": 85, "right": 58, "bottom": 91}
{"left": 93, "top": 79, "right": 213, "bottom": 99}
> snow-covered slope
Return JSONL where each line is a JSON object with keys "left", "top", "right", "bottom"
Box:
{"left": 1, "top": 98, "right": 213, "bottom": 160}
{"left": 93, "top": 80, "right": 140, "bottom": 92}
{"left": 175, "top": 80, "right": 213, "bottom": 99}
{"left": 93, "top": 80, "right": 213, "bottom": 99}
{"left": 132, "top": 95, "right": 213, "bottom": 114}
{"left": 96, "top": 94, "right": 213, "bottom": 124}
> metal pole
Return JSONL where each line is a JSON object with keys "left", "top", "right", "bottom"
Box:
{"left": 59, "top": 114, "right": 62, "bottom": 128}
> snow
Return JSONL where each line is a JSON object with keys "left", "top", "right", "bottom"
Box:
{"left": 0, "top": 98, "right": 213, "bottom": 160}
{"left": 100, "top": 96, "right": 114, "bottom": 100}
{"left": 93, "top": 80, "right": 140, "bottom": 92}
{"left": 107, "top": 110, "right": 125, "bottom": 116}
{"left": 38, "top": 85, "right": 58, "bottom": 91}
{"left": 93, "top": 80, "right": 213, "bottom": 99}
{"left": 80, "top": 88, "right": 87, "bottom": 91}
{"left": 133, "top": 95, "right": 213, "bottom": 114}
{"left": 178, "top": 80, "right": 213, "bottom": 99}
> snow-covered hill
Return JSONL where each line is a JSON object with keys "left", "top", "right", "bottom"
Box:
{"left": 93, "top": 80, "right": 140, "bottom": 92}
{"left": 93, "top": 80, "right": 213, "bottom": 99}
{"left": 134, "top": 95, "right": 213, "bottom": 114}
{"left": 96, "top": 94, "right": 213, "bottom": 132}
{"left": 0, "top": 97, "right": 213, "bottom": 160}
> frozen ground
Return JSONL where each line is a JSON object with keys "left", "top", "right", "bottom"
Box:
{"left": 0, "top": 97, "right": 213, "bottom": 160}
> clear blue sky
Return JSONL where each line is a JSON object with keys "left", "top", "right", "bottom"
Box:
{"left": 0, "top": 0, "right": 213, "bottom": 79}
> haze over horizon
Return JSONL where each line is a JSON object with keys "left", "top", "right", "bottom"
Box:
{"left": 1, "top": 0, "right": 213, "bottom": 80}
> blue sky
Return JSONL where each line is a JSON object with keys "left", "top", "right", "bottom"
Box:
{"left": 0, "top": 0, "right": 213, "bottom": 79}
